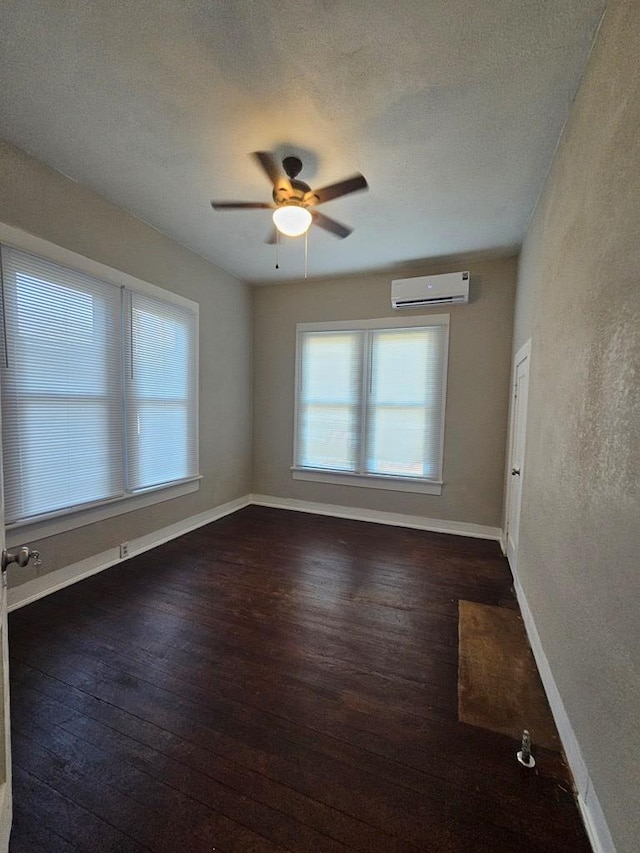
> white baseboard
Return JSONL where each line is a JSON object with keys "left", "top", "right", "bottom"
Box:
{"left": 511, "top": 571, "right": 616, "bottom": 853}
{"left": 7, "top": 494, "right": 251, "bottom": 612}
{"left": 250, "top": 494, "right": 502, "bottom": 541}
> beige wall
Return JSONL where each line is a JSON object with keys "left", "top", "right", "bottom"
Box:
{"left": 0, "top": 139, "right": 252, "bottom": 585}
{"left": 512, "top": 1, "right": 640, "bottom": 850}
{"left": 253, "top": 257, "right": 516, "bottom": 527}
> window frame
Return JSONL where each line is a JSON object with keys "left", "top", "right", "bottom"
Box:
{"left": 292, "top": 314, "right": 449, "bottom": 496}
{"left": 0, "top": 223, "right": 200, "bottom": 544}
{"left": 124, "top": 289, "right": 199, "bottom": 494}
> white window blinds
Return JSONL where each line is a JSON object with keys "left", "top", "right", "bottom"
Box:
{"left": 295, "top": 319, "right": 448, "bottom": 484}
{"left": 126, "top": 292, "right": 198, "bottom": 491}
{"left": 1, "top": 247, "right": 124, "bottom": 523}
{"left": 366, "top": 326, "right": 447, "bottom": 479}
{"left": 0, "top": 245, "right": 199, "bottom": 526}
{"left": 297, "top": 331, "right": 363, "bottom": 471}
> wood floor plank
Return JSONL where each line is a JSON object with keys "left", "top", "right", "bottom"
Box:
{"left": 63, "top": 572, "right": 463, "bottom": 658}
{"left": 13, "top": 685, "right": 360, "bottom": 853}
{"left": 12, "top": 729, "right": 286, "bottom": 853}
{"left": 10, "top": 765, "right": 150, "bottom": 853}
{"left": 9, "top": 506, "right": 590, "bottom": 852}
{"left": 10, "top": 602, "right": 460, "bottom": 725}
{"left": 9, "top": 631, "right": 565, "bottom": 795}
{"left": 17, "top": 583, "right": 461, "bottom": 695}
{"left": 11, "top": 670, "right": 417, "bottom": 853}
{"left": 11, "top": 657, "right": 572, "bottom": 806}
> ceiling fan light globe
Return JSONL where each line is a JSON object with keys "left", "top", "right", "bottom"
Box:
{"left": 272, "top": 205, "right": 312, "bottom": 237}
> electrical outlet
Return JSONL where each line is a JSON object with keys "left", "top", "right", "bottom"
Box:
{"left": 119, "top": 542, "right": 129, "bottom": 559}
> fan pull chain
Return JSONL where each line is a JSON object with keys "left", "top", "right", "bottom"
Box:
{"left": 275, "top": 230, "right": 279, "bottom": 270}
{"left": 304, "top": 229, "right": 308, "bottom": 280}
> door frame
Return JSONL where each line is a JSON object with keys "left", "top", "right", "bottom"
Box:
{"left": 0, "top": 578, "right": 10, "bottom": 853}
{"left": 0, "top": 369, "right": 11, "bottom": 851}
{"left": 505, "top": 337, "right": 531, "bottom": 572}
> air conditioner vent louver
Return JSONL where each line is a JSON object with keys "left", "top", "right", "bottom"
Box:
{"left": 391, "top": 272, "right": 469, "bottom": 310}
{"left": 394, "top": 296, "right": 464, "bottom": 307}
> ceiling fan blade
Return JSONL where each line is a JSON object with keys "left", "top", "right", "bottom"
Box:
{"left": 264, "top": 227, "right": 278, "bottom": 244}
{"left": 252, "top": 151, "right": 281, "bottom": 186}
{"left": 311, "top": 210, "right": 353, "bottom": 239}
{"left": 305, "top": 173, "right": 368, "bottom": 206}
{"left": 211, "top": 201, "right": 275, "bottom": 210}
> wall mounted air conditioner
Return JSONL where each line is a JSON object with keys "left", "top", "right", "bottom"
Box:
{"left": 391, "top": 271, "right": 470, "bottom": 309}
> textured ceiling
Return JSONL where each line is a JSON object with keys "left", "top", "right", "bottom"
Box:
{"left": 0, "top": 1, "right": 604, "bottom": 283}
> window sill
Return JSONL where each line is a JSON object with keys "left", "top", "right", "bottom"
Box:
{"left": 291, "top": 467, "right": 442, "bottom": 495}
{"left": 6, "top": 476, "right": 202, "bottom": 546}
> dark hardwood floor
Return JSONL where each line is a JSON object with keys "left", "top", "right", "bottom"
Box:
{"left": 8, "top": 506, "right": 590, "bottom": 852}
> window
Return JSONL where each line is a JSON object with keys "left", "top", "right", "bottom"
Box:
{"left": 0, "top": 245, "right": 198, "bottom": 526}
{"left": 293, "top": 315, "right": 449, "bottom": 495}
{"left": 126, "top": 291, "right": 198, "bottom": 492}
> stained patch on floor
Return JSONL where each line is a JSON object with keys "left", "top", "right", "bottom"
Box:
{"left": 458, "top": 600, "right": 560, "bottom": 751}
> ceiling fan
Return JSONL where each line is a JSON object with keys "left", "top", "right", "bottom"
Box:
{"left": 211, "top": 152, "right": 368, "bottom": 241}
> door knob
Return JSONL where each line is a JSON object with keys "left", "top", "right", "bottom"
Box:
{"left": 1, "top": 546, "right": 41, "bottom": 572}
{"left": 511, "top": 467, "right": 521, "bottom": 476}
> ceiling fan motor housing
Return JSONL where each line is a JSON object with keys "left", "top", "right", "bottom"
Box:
{"left": 273, "top": 178, "right": 311, "bottom": 206}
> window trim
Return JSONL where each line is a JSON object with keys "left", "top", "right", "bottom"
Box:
{"left": 293, "top": 314, "right": 449, "bottom": 495}
{"left": 5, "top": 477, "right": 201, "bottom": 546}
{"left": 291, "top": 468, "right": 443, "bottom": 494}
{"left": 0, "top": 222, "right": 200, "bottom": 540}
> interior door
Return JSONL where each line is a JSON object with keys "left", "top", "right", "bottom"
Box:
{"left": 506, "top": 340, "right": 531, "bottom": 570}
